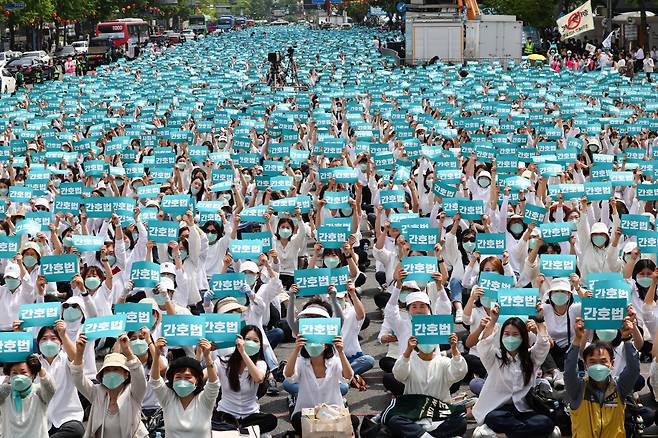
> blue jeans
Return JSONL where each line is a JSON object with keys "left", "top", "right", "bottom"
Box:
{"left": 283, "top": 379, "right": 349, "bottom": 396}
{"left": 484, "top": 404, "right": 554, "bottom": 438}
{"left": 265, "top": 327, "right": 284, "bottom": 349}
{"left": 449, "top": 277, "right": 464, "bottom": 303}
{"left": 348, "top": 353, "right": 375, "bottom": 376}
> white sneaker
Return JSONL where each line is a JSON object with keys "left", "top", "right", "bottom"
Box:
{"left": 472, "top": 424, "right": 497, "bottom": 438}
{"left": 455, "top": 308, "right": 464, "bottom": 324}
{"left": 550, "top": 426, "right": 562, "bottom": 438}
{"left": 553, "top": 371, "right": 565, "bottom": 390}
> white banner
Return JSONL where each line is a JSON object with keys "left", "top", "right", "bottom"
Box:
{"left": 557, "top": 1, "right": 594, "bottom": 40}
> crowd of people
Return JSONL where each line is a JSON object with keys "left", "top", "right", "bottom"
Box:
{"left": 0, "top": 24, "right": 656, "bottom": 438}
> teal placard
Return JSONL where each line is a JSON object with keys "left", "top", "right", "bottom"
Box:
{"left": 478, "top": 272, "right": 514, "bottom": 301}
{"left": 9, "top": 186, "right": 33, "bottom": 203}
{"left": 316, "top": 225, "right": 349, "bottom": 249}
{"left": 294, "top": 268, "right": 332, "bottom": 296}
{"left": 130, "top": 261, "right": 161, "bottom": 288}
{"left": 401, "top": 256, "right": 437, "bottom": 284}
{"left": 539, "top": 222, "right": 572, "bottom": 243}
{"left": 458, "top": 199, "right": 485, "bottom": 220}
{"left": 229, "top": 239, "right": 263, "bottom": 260}
{"left": 54, "top": 196, "right": 81, "bottom": 215}
{"left": 83, "top": 160, "right": 105, "bottom": 177}
{"left": 411, "top": 314, "right": 453, "bottom": 345}
{"left": 18, "top": 302, "right": 60, "bottom": 328}
{"left": 0, "top": 332, "right": 33, "bottom": 362}
{"left": 162, "top": 314, "right": 205, "bottom": 346}
{"left": 621, "top": 214, "right": 651, "bottom": 236}
{"left": 324, "top": 191, "right": 350, "bottom": 209}
{"left": 637, "top": 230, "right": 658, "bottom": 253}
{"left": 539, "top": 254, "right": 576, "bottom": 277}
{"left": 475, "top": 233, "right": 506, "bottom": 255}
{"left": 242, "top": 232, "right": 273, "bottom": 253}
{"left": 71, "top": 235, "right": 105, "bottom": 252}
{"left": 405, "top": 227, "right": 439, "bottom": 251}
{"left": 114, "top": 303, "right": 153, "bottom": 331}
{"left": 638, "top": 184, "right": 658, "bottom": 201}
{"left": 584, "top": 182, "right": 613, "bottom": 201}
{"left": 240, "top": 206, "right": 268, "bottom": 223}
{"left": 60, "top": 182, "right": 84, "bottom": 196}
{"left": 498, "top": 288, "right": 538, "bottom": 316}
{"left": 298, "top": 317, "right": 341, "bottom": 344}
{"left": 136, "top": 184, "right": 161, "bottom": 199}
{"left": 84, "top": 198, "right": 113, "bottom": 218}
{"left": 210, "top": 272, "right": 246, "bottom": 299}
{"left": 147, "top": 221, "right": 180, "bottom": 244}
{"left": 591, "top": 279, "right": 631, "bottom": 303}
{"left": 161, "top": 194, "right": 193, "bottom": 217}
{"left": 523, "top": 203, "right": 547, "bottom": 225}
{"left": 0, "top": 235, "right": 20, "bottom": 258}
{"left": 380, "top": 190, "right": 406, "bottom": 209}
{"left": 581, "top": 297, "right": 626, "bottom": 330}
{"left": 204, "top": 313, "right": 243, "bottom": 348}
{"left": 40, "top": 254, "right": 79, "bottom": 282}
{"left": 82, "top": 315, "right": 127, "bottom": 340}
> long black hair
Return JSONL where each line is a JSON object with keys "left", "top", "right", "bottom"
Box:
{"left": 633, "top": 258, "right": 657, "bottom": 300}
{"left": 223, "top": 325, "right": 265, "bottom": 392}
{"left": 497, "top": 317, "right": 533, "bottom": 386}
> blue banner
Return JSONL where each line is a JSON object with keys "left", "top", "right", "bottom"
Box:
{"left": 621, "top": 214, "right": 651, "bottom": 236}
{"left": 458, "top": 199, "right": 485, "bottom": 220}
{"left": 539, "top": 254, "right": 577, "bottom": 277}
{"left": 130, "top": 261, "right": 161, "bottom": 288}
{"left": 539, "top": 222, "right": 572, "bottom": 243}
{"left": 299, "top": 317, "right": 341, "bottom": 344}
{"left": 230, "top": 239, "right": 263, "bottom": 260}
{"left": 401, "top": 256, "right": 437, "bottom": 284}
{"left": 41, "top": 254, "right": 79, "bottom": 282}
{"left": 0, "top": 235, "right": 20, "bottom": 258}
{"left": 523, "top": 204, "right": 547, "bottom": 225}
{"left": 324, "top": 191, "right": 350, "bottom": 209}
{"left": 404, "top": 226, "right": 439, "bottom": 252}
{"left": 380, "top": 190, "right": 406, "bottom": 209}
{"left": 9, "top": 186, "right": 33, "bottom": 203}
{"left": 114, "top": 303, "right": 153, "bottom": 332}
{"left": 475, "top": 233, "right": 506, "bottom": 255}
{"left": 0, "top": 332, "right": 33, "bottom": 362}
{"left": 14, "top": 219, "right": 41, "bottom": 236}
{"left": 147, "top": 221, "right": 180, "bottom": 244}
{"left": 498, "top": 288, "right": 538, "bottom": 316}
{"left": 242, "top": 232, "right": 273, "bottom": 253}
{"left": 294, "top": 268, "right": 332, "bottom": 296}
{"left": 411, "top": 314, "right": 453, "bottom": 345}
{"left": 636, "top": 230, "right": 658, "bottom": 254}
{"left": 581, "top": 297, "right": 627, "bottom": 330}
{"left": 82, "top": 315, "right": 127, "bottom": 340}
{"left": 53, "top": 196, "right": 81, "bottom": 215}
{"left": 204, "top": 313, "right": 243, "bottom": 348}
{"left": 478, "top": 272, "right": 514, "bottom": 301}
{"left": 590, "top": 279, "right": 631, "bottom": 303}
{"left": 19, "top": 302, "right": 60, "bottom": 328}
{"left": 162, "top": 315, "right": 206, "bottom": 346}
{"left": 161, "top": 194, "right": 193, "bottom": 217}
{"left": 71, "top": 235, "right": 105, "bottom": 252}
{"left": 317, "top": 225, "right": 349, "bottom": 249}
{"left": 210, "top": 272, "right": 246, "bottom": 299}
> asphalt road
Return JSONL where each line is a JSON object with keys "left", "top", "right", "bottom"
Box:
{"left": 263, "top": 269, "right": 658, "bottom": 437}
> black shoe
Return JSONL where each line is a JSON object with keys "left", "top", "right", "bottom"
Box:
{"left": 266, "top": 378, "right": 279, "bottom": 396}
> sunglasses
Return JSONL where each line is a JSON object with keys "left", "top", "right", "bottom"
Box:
{"left": 62, "top": 303, "right": 80, "bottom": 310}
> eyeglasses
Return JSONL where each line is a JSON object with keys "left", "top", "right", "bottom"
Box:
{"left": 62, "top": 303, "right": 80, "bottom": 309}
{"left": 462, "top": 238, "right": 475, "bottom": 243}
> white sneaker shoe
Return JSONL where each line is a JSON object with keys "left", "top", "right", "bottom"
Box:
{"left": 455, "top": 308, "right": 464, "bottom": 324}
{"left": 472, "top": 424, "right": 497, "bottom": 438}
{"left": 553, "top": 371, "right": 565, "bottom": 390}
{"left": 550, "top": 426, "right": 562, "bottom": 438}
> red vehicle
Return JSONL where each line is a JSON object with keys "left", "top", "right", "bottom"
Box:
{"left": 95, "top": 18, "right": 151, "bottom": 58}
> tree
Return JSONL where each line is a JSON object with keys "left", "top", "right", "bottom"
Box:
{"left": 480, "top": 0, "right": 558, "bottom": 28}
{"left": 345, "top": 1, "right": 368, "bottom": 23}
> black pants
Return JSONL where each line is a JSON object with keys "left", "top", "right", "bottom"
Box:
{"left": 212, "top": 410, "right": 277, "bottom": 433}
{"left": 379, "top": 356, "right": 396, "bottom": 373}
{"left": 49, "top": 420, "right": 85, "bottom": 438}
{"left": 548, "top": 344, "right": 568, "bottom": 371}
{"left": 484, "top": 404, "right": 554, "bottom": 438}
{"left": 385, "top": 414, "right": 467, "bottom": 438}
{"left": 463, "top": 353, "right": 487, "bottom": 383}
{"left": 280, "top": 274, "right": 294, "bottom": 290}
{"left": 383, "top": 372, "right": 405, "bottom": 396}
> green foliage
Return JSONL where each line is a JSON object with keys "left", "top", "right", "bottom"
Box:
{"left": 345, "top": 1, "right": 368, "bottom": 22}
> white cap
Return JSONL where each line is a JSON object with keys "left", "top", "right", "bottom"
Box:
{"left": 402, "top": 280, "right": 421, "bottom": 291}
{"left": 591, "top": 222, "right": 609, "bottom": 237}
{"left": 405, "top": 291, "right": 430, "bottom": 306}
{"left": 623, "top": 241, "right": 638, "bottom": 254}
{"left": 33, "top": 198, "right": 49, "bottom": 209}
{"left": 478, "top": 170, "right": 491, "bottom": 180}
{"left": 521, "top": 170, "right": 533, "bottom": 179}
{"left": 145, "top": 200, "right": 159, "bottom": 208}
{"left": 548, "top": 277, "right": 571, "bottom": 293}
{"left": 159, "top": 277, "right": 175, "bottom": 291}
{"left": 239, "top": 261, "right": 259, "bottom": 274}
{"left": 160, "top": 262, "right": 176, "bottom": 275}
{"left": 4, "top": 263, "right": 20, "bottom": 279}
{"left": 298, "top": 305, "right": 330, "bottom": 319}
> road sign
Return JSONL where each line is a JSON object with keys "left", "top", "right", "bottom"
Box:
{"left": 5, "top": 2, "right": 25, "bottom": 10}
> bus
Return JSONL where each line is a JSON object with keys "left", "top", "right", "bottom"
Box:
{"left": 234, "top": 16, "right": 247, "bottom": 28}
{"left": 216, "top": 16, "right": 235, "bottom": 32}
{"left": 95, "top": 18, "right": 151, "bottom": 58}
{"left": 189, "top": 14, "right": 211, "bottom": 34}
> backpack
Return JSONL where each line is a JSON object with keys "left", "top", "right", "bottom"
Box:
{"left": 525, "top": 384, "right": 572, "bottom": 435}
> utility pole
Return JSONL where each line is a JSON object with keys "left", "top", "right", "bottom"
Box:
{"left": 606, "top": 0, "right": 612, "bottom": 34}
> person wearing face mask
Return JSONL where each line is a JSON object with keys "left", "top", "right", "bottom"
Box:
{"left": 20, "top": 242, "right": 46, "bottom": 290}
{"left": 71, "top": 333, "right": 148, "bottom": 438}
{"left": 72, "top": 264, "right": 113, "bottom": 317}
{"left": 211, "top": 325, "right": 277, "bottom": 434}
{"left": 576, "top": 212, "right": 618, "bottom": 282}
{"left": 125, "top": 327, "right": 167, "bottom": 419}
{"left": 269, "top": 213, "right": 305, "bottom": 290}
{"left": 201, "top": 217, "right": 233, "bottom": 281}
{"left": 0, "top": 354, "right": 55, "bottom": 438}
{"left": 384, "top": 332, "right": 468, "bottom": 438}
{"left": 283, "top": 326, "right": 353, "bottom": 436}
{"left": 0, "top": 262, "right": 35, "bottom": 331}
{"left": 150, "top": 338, "right": 220, "bottom": 437}
{"left": 465, "top": 163, "right": 493, "bottom": 202}
{"left": 35, "top": 322, "right": 85, "bottom": 438}
{"left": 472, "top": 308, "right": 558, "bottom": 438}
{"left": 443, "top": 218, "right": 475, "bottom": 322}
{"left": 565, "top": 317, "right": 639, "bottom": 437}
{"left": 60, "top": 296, "right": 99, "bottom": 379}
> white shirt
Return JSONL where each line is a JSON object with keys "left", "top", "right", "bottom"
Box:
{"left": 0, "top": 373, "right": 56, "bottom": 438}
{"left": 39, "top": 351, "right": 84, "bottom": 429}
{"left": 272, "top": 228, "right": 305, "bottom": 276}
{"left": 215, "top": 358, "right": 267, "bottom": 417}
{"left": 543, "top": 302, "right": 581, "bottom": 348}
{"left": 288, "top": 356, "right": 349, "bottom": 415}
{"left": 150, "top": 377, "right": 220, "bottom": 438}
{"left": 341, "top": 304, "right": 365, "bottom": 357}
{"left": 472, "top": 325, "right": 550, "bottom": 424}
{"left": 393, "top": 353, "right": 467, "bottom": 402}
{"left": 0, "top": 279, "right": 35, "bottom": 330}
